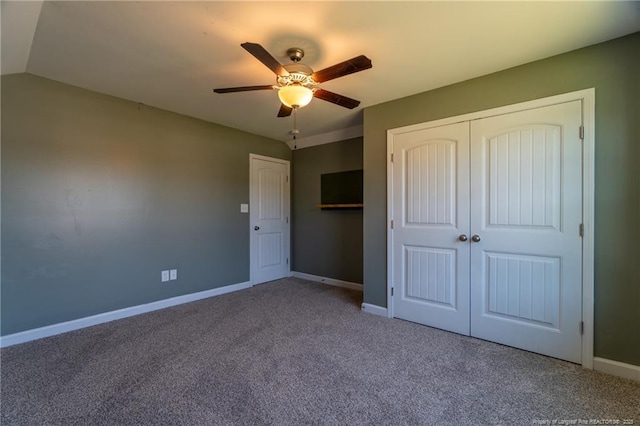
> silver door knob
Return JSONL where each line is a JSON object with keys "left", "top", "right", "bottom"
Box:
{"left": 254, "top": 226, "right": 260, "bottom": 231}
{"left": 458, "top": 234, "right": 468, "bottom": 242}
{"left": 471, "top": 235, "right": 481, "bottom": 242}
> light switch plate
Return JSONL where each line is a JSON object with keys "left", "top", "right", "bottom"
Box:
{"left": 240, "top": 204, "right": 249, "bottom": 213}
{"left": 170, "top": 269, "right": 177, "bottom": 280}
{"left": 161, "top": 270, "right": 170, "bottom": 282}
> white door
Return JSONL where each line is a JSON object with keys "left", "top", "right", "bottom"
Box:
{"left": 390, "top": 101, "right": 584, "bottom": 363}
{"left": 250, "top": 155, "right": 290, "bottom": 285}
{"left": 391, "top": 122, "right": 471, "bottom": 335}
{"left": 469, "top": 101, "right": 583, "bottom": 363}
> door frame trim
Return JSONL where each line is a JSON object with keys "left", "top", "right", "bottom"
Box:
{"left": 249, "top": 153, "right": 291, "bottom": 286}
{"left": 386, "top": 88, "right": 595, "bottom": 368}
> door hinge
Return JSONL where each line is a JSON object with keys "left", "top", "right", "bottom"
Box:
{"left": 579, "top": 223, "right": 584, "bottom": 237}
{"left": 286, "top": 175, "right": 289, "bottom": 183}
{"left": 390, "top": 153, "right": 394, "bottom": 163}
{"left": 390, "top": 220, "right": 394, "bottom": 229}
{"left": 286, "top": 217, "right": 289, "bottom": 224}
{"left": 286, "top": 258, "right": 289, "bottom": 265}
{"left": 579, "top": 126, "right": 584, "bottom": 140}
{"left": 391, "top": 287, "right": 394, "bottom": 297}
{"left": 579, "top": 321, "right": 584, "bottom": 335}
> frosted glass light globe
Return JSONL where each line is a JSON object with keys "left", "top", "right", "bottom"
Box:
{"left": 278, "top": 85, "right": 313, "bottom": 108}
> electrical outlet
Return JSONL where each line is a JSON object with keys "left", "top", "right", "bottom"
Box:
{"left": 240, "top": 204, "right": 249, "bottom": 213}
{"left": 161, "top": 270, "right": 170, "bottom": 282}
{"left": 170, "top": 269, "right": 177, "bottom": 280}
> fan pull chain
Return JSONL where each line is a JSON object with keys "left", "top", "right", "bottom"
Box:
{"left": 293, "top": 106, "right": 297, "bottom": 132}
{"left": 292, "top": 106, "right": 299, "bottom": 149}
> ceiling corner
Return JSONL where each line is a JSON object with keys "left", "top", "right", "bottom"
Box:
{"left": 1, "top": 1, "right": 43, "bottom": 75}
{"left": 287, "top": 125, "right": 363, "bottom": 151}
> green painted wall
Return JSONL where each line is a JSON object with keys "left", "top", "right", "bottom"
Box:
{"left": 292, "top": 138, "right": 363, "bottom": 284}
{"left": 363, "top": 32, "right": 640, "bottom": 365}
{"left": 1, "top": 73, "right": 291, "bottom": 335}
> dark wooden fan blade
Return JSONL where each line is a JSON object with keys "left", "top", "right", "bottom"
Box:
{"left": 277, "top": 104, "right": 293, "bottom": 117}
{"left": 313, "top": 89, "right": 361, "bottom": 109}
{"left": 241, "top": 42, "right": 289, "bottom": 76}
{"left": 312, "top": 55, "right": 372, "bottom": 83}
{"left": 213, "top": 85, "right": 274, "bottom": 93}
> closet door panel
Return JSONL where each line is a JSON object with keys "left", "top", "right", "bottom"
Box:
{"left": 469, "top": 101, "right": 583, "bottom": 363}
{"left": 391, "top": 122, "right": 471, "bottom": 334}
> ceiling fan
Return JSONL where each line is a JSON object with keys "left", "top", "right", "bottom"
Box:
{"left": 213, "top": 42, "right": 372, "bottom": 118}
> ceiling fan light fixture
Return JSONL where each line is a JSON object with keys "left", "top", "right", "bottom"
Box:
{"left": 278, "top": 85, "right": 313, "bottom": 109}
{"left": 213, "top": 43, "right": 372, "bottom": 117}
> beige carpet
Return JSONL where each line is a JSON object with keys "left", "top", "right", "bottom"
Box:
{"left": 1, "top": 277, "right": 639, "bottom": 424}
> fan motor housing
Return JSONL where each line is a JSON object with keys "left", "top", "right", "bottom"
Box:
{"left": 284, "top": 63, "right": 313, "bottom": 76}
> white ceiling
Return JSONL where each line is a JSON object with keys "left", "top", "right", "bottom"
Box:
{"left": 2, "top": 1, "right": 639, "bottom": 147}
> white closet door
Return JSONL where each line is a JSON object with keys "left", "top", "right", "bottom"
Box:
{"left": 469, "top": 101, "right": 583, "bottom": 363}
{"left": 391, "top": 122, "right": 471, "bottom": 334}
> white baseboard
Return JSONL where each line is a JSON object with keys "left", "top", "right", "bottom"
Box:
{"left": 593, "top": 357, "right": 640, "bottom": 382}
{"left": 0, "top": 281, "right": 252, "bottom": 348}
{"left": 361, "top": 303, "right": 388, "bottom": 317}
{"left": 291, "top": 271, "right": 363, "bottom": 291}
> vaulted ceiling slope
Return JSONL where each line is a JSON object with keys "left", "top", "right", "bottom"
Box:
{"left": 2, "top": 1, "right": 639, "bottom": 144}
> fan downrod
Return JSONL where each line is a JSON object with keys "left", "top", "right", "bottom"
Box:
{"left": 286, "top": 47, "right": 304, "bottom": 63}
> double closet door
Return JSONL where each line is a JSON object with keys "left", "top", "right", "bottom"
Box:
{"left": 390, "top": 101, "right": 584, "bottom": 363}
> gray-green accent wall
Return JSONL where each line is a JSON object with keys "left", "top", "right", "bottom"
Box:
{"left": 1, "top": 74, "right": 291, "bottom": 336}
{"left": 363, "top": 32, "right": 640, "bottom": 366}
{"left": 292, "top": 138, "right": 363, "bottom": 284}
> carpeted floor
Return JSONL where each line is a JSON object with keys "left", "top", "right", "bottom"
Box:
{"left": 1, "top": 277, "right": 639, "bottom": 425}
